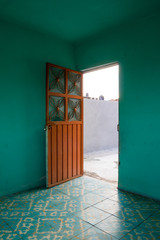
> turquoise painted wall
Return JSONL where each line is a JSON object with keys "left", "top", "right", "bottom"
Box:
{"left": 0, "top": 20, "right": 75, "bottom": 197}
{"left": 75, "top": 13, "right": 160, "bottom": 200}
{"left": 1, "top": 10, "right": 160, "bottom": 201}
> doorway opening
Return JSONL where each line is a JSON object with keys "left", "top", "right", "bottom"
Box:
{"left": 83, "top": 63, "right": 119, "bottom": 186}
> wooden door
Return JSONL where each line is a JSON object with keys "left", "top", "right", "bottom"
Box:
{"left": 46, "top": 63, "right": 83, "bottom": 187}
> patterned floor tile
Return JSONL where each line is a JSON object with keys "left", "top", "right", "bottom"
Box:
{"left": 94, "top": 199, "right": 128, "bottom": 214}
{"left": 73, "top": 206, "right": 111, "bottom": 225}
{"left": 0, "top": 199, "right": 88, "bottom": 222}
{"left": 7, "top": 192, "right": 37, "bottom": 201}
{"left": 34, "top": 209, "right": 69, "bottom": 219}
{"left": 121, "top": 213, "right": 160, "bottom": 239}
{"left": 51, "top": 199, "right": 90, "bottom": 213}
{"left": 3, "top": 215, "right": 61, "bottom": 237}
{"left": 73, "top": 193, "right": 106, "bottom": 205}
{"left": 111, "top": 191, "right": 160, "bottom": 213}
{"left": 131, "top": 200, "right": 160, "bottom": 211}
{"left": 91, "top": 188, "right": 117, "bottom": 198}
{"left": 1, "top": 177, "right": 160, "bottom": 240}
{"left": 98, "top": 183, "right": 118, "bottom": 192}
{"left": 23, "top": 233, "right": 69, "bottom": 239}
{"left": 0, "top": 197, "right": 28, "bottom": 212}
{"left": 55, "top": 177, "right": 100, "bottom": 190}
{"left": 30, "top": 193, "right": 71, "bottom": 212}
{"left": 3, "top": 216, "right": 23, "bottom": 232}
{"left": 0, "top": 218, "right": 12, "bottom": 233}
{"left": 69, "top": 176, "right": 94, "bottom": 186}
{"left": 0, "top": 232, "right": 22, "bottom": 239}
{"left": 113, "top": 206, "right": 154, "bottom": 225}
{"left": 53, "top": 180, "right": 81, "bottom": 191}
{"left": 45, "top": 192, "right": 71, "bottom": 201}
{"left": 110, "top": 191, "right": 141, "bottom": 205}
{"left": 29, "top": 199, "right": 49, "bottom": 212}
{"left": 77, "top": 181, "right": 107, "bottom": 191}
{"left": 59, "top": 186, "right": 91, "bottom": 197}
{"left": 7, "top": 187, "right": 58, "bottom": 201}
{"left": 0, "top": 197, "right": 36, "bottom": 212}
{"left": 66, "top": 177, "right": 113, "bottom": 192}
{"left": 0, "top": 199, "right": 12, "bottom": 211}
{"left": 148, "top": 211, "right": 160, "bottom": 220}
{"left": 96, "top": 215, "right": 138, "bottom": 239}
{"left": 121, "top": 231, "right": 160, "bottom": 240}
{"left": 2, "top": 210, "right": 69, "bottom": 233}
{"left": 76, "top": 185, "right": 99, "bottom": 192}
{"left": 0, "top": 209, "right": 16, "bottom": 218}
{"left": 72, "top": 226, "right": 117, "bottom": 240}
{"left": 15, "top": 216, "right": 56, "bottom": 237}
{"left": 23, "top": 214, "right": 92, "bottom": 240}
{"left": 0, "top": 209, "right": 39, "bottom": 220}
{"left": 6, "top": 199, "right": 34, "bottom": 212}
{"left": 48, "top": 214, "right": 92, "bottom": 237}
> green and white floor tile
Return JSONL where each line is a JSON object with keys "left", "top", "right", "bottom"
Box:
{"left": 95, "top": 215, "right": 140, "bottom": 239}
{"left": 73, "top": 192, "right": 106, "bottom": 205}
{"left": 110, "top": 191, "right": 142, "bottom": 205}
{"left": 94, "top": 198, "right": 130, "bottom": 215}
{"left": 90, "top": 188, "right": 117, "bottom": 198}
{"left": 72, "top": 226, "right": 117, "bottom": 240}
{"left": 113, "top": 207, "right": 154, "bottom": 225}
{"left": 59, "top": 186, "right": 92, "bottom": 197}
{"left": 74, "top": 206, "right": 111, "bottom": 225}
{"left": 0, "top": 176, "right": 160, "bottom": 239}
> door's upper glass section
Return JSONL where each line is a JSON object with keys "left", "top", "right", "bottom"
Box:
{"left": 49, "top": 96, "right": 65, "bottom": 121}
{"left": 68, "top": 98, "right": 81, "bottom": 121}
{"left": 68, "top": 71, "right": 81, "bottom": 96}
{"left": 49, "top": 66, "right": 65, "bottom": 94}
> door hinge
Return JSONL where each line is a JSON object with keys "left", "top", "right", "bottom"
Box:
{"left": 117, "top": 124, "right": 119, "bottom": 132}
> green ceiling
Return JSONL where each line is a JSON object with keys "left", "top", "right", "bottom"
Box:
{"left": 0, "top": 0, "right": 159, "bottom": 44}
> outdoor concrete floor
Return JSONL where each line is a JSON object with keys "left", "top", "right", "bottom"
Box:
{"left": 84, "top": 148, "right": 118, "bottom": 186}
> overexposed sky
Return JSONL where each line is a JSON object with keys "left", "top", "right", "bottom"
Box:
{"left": 83, "top": 65, "right": 119, "bottom": 100}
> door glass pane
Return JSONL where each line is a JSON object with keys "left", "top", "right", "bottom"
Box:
{"left": 49, "top": 96, "right": 65, "bottom": 121}
{"left": 49, "top": 66, "right": 65, "bottom": 93}
{"left": 68, "top": 98, "right": 81, "bottom": 121}
{"left": 68, "top": 71, "right": 81, "bottom": 96}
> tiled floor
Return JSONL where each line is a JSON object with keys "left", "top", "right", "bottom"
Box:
{"left": 0, "top": 176, "right": 160, "bottom": 239}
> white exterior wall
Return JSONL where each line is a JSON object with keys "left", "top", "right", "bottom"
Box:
{"left": 84, "top": 98, "right": 118, "bottom": 153}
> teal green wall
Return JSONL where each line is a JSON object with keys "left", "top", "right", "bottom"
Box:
{"left": 0, "top": 20, "right": 75, "bottom": 197}
{"left": 75, "top": 13, "right": 160, "bottom": 200}
{"left": 1, "top": 10, "right": 160, "bottom": 201}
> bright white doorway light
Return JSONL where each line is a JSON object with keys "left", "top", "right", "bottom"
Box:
{"left": 83, "top": 64, "right": 119, "bottom": 100}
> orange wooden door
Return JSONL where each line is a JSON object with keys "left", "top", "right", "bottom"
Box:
{"left": 46, "top": 63, "right": 83, "bottom": 187}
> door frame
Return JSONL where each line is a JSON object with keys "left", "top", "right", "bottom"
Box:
{"left": 81, "top": 61, "right": 120, "bottom": 184}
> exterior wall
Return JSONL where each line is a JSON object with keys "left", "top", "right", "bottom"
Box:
{"left": 84, "top": 99, "right": 118, "bottom": 153}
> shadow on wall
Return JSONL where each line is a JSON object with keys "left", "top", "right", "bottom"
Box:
{"left": 84, "top": 98, "right": 118, "bottom": 153}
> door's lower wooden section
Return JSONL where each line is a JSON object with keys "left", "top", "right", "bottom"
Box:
{"left": 48, "top": 123, "right": 83, "bottom": 187}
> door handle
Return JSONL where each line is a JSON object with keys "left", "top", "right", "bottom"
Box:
{"left": 44, "top": 125, "right": 51, "bottom": 131}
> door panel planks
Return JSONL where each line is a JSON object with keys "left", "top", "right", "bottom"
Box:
{"left": 63, "top": 125, "right": 68, "bottom": 180}
{"left": 52, "top": 125, "right": 57, "bottom": 184}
